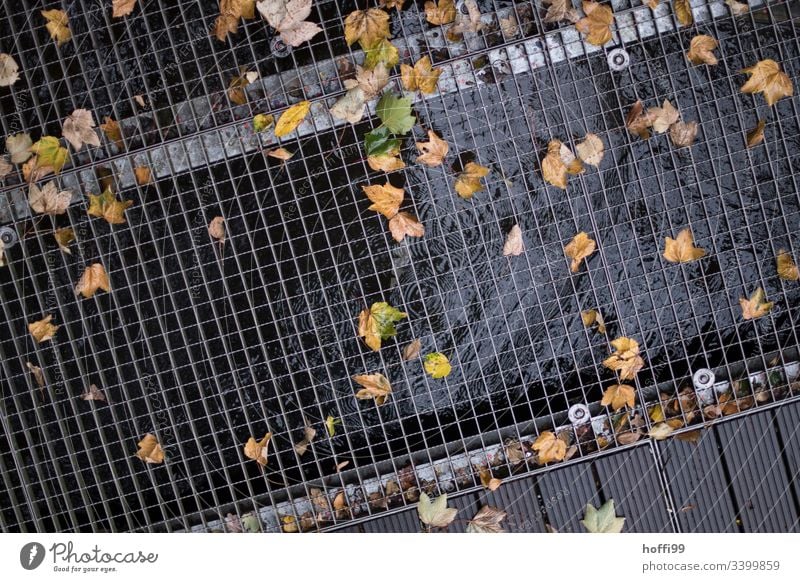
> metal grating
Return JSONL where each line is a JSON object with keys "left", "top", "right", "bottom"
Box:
{"left": 0, "top": 0, "right": 799, "bottom": 532}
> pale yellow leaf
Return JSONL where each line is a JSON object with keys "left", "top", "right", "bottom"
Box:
{"left": 275, "top": 101, "right": 311, "bottom": 137}
{"left": 663, "top": 228, "right": 705, "bottom": 263}
{"left": 136, "top": 433, "right": 165, "bottom": 463}
{"left": 564, "top": 231, "right": 596, "bottom": 272}
{"left": 29, "top": 315, "right": 59, "bottom": 343}
{"left": 76, "top": 263, "right": 111, "bottom": 298}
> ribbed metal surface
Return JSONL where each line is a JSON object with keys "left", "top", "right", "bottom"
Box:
{"left": 478, "top": 475, "right": 546, "bottom": 532}
{"left": 536, "top": 461, "right": 599, "bottom": 532}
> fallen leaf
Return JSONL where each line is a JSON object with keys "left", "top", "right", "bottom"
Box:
{"left": 576, "top": 1, "right": 614, "bottom": 47}
{"left": 674, "top": 0, "right": 693, "bottom": 26}
{"left": 358, "top": 301, "right": 407, "bottom": 351}
{"left": 455, "top": 161, "right": 489, "bottom": 199}
{"left": 258, "top": 0, "right": 321, "bottom": 46}
{"left": 647, "top": 0, "right": 660, "bottom": 9}
{"left": 352, "top": 63, "right": 389, "bottom": 100}
{"left": 504, "top": 439, "right": 526, "bottom": 464}
{"left": 601, "top": 384, "right": 636, "bottom": 411}
{"left": 80, "top": 384, "right": 107, "bottom": 402}
{"left": 29, "top": 136, "right": 69, "bottom": 176}
{"left": 325, "top": 415, "right": 340, "bottom": 437}
{"left": 649, "top": 422, "right": 674, "bottom": 440}
{"left": 466, "top": 505, "right": 507, "bottom": 533}
{"left": 532, "top": 431, "right": 567, "bottom": 464}
{"left": 208, "top": 216, "right": 225, "bottom": 242}
{"left": 543, "top": 0, "right": 579, "bottom": 23}
{"left": 401, "top": 56, "right": 441, "bottom": 94}
{"left": 42, "top": 9, "right": 72, "bottom": 46}
{"left": 576, "top": 133, "right": 604, "bottom": 167}
{"left": 676, "top": 429, "right": 702, "bottom": 445}
{"left": 381, "top": 0, "right": 406, "bottom": 10}
{"left": 603, "top": 336, "right": 645, "bottom": 380}
{"left": 29, "top": 182, "right": 72, "bottom": 215}
{"left": 582, "top": 499, "right": 625, "bottom": 533}
{"left": 253, "top": 113, "right": 274, "bottom": 133}
{"left": 101, "top": 117, "right": 124, "bottom": 149}
{"left": 136, "top": 433, "right": 165, "bottom": 464}
{"left": 626, "top": 100, "right": 655, "bottom": 139}
{"left": 76, "top": 263, "right": 111, "bottom": 298}
{"left": 663, "top": 228, "right": 706, "bottom": 263}
{"left": 215, "top": 0, "right": 247, "bottom": 41}
{"left": 499, "top": 13, "right": 518, "bottom": 38}
{"left": 267, "top": 147, "right": 294, "bottom": 160}
{"left": 362, "top": 38, "right": 399, "bottom": 70}
{"left": 541, "top": 140, "right": 568, "bottom": 189}
{"left": 450, "top": 0, "right": 482, "bottom": 35}
{"left": 353, "top": 373, "right": 393, "bottom": 405}
{"left": 227, "top": 69, "right": 259, "bottom": 105}
{"left": 26, "top": 362, "right": 46, "bottom": 392}
{"left": 294, "top": 425, "right": 317, "bottom": 456}
{"left": 241, "top": 513, "right": 260, "bottom": 532}
{"left": 746, "top": 120, "right": 766, "bottom": 148}
{"left": 777, "top": 250, "right": 799, "bottom": 281}
{"left": 134, "top": 166, "right": 152, "bottom": 185}
{"left": 62, "top": 109, "right": 101, "bottom": 150}
{"left": 424, "top": 352, "right": 451, "bottom": 379}
{"left": 670, "top": 120, "right": 698, "bottom": 148}
{"left": 29, "top": 315, "right": 59, "bottom": 343}
{"left": 503, "top": 224, "right": 524, "bottom": 256}
{"left": 725, "top": 0, "right": 749, "bottom": 16}
{"left": 686, "top": 34, "right": 719, "bottom": 66}
{"left": 415, "top": 130, "right": 449, "bottom": 167}
{"left": 479, "top": 468, "right": 502, "bottom": 491}
{"left": 330, "top": 87, "right": 368, "bottom": 124}
{"left": 739, "top": 287, "right": 773, "bottom": 320}
{"left": 425, "top": 0, "right": 456, "bottom": 25}
{"left": 54, "top": 228, "right": 75, "bottom": 254}
{"left": 581, "top": 308, "right": 606, "bottom": 334}
{"left": 6, "top": 133, "right": 33, "bottom": 164}
{"left": 388, "top": 211, "right": 424, "bottom": 242}
{"left": 344, "top": 7, "right": 389, "bottom": 47}
{"left": 403, "top": 339, "right": 422, "bottom": 360}
{"left": 275, "top": 101, "right": 311, "bottom": 137}
{"left": 741, "top": 59, "right": 794, "bottom": 106}
{"left": 281, "top": 515, "right": 299, "bottom": 533}
{"left": 112, "top": 0, "right": 139, "bottom": 18}
{"left": 376, "top": 92, "right": 416, "bottom": 135}
{"left": 0, "top": 156, "right": 10, "bottom": 178}
{"left": 367, "top": 142, "right": 405, "bottom": 172}
{"left": 564, "top": 231, "right": 596, "bottom": 273}
{"left": 650, "top": 99, "right": 680, "bottom": 134}
{"left": 87, "top": 187, "right": 134, "bottom": 224}
{"left": 362, "top": 182, "right": 404, "bottom": 218}
{"left": 243, "top": 432, "right": 273, "bottom": 466}
{"left": 417, "top": 492, "right": 457, "bottom": 528}
{"left": 0, "top": 53, "right": 20, "bottom": 87}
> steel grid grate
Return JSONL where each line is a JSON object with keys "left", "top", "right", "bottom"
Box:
{"left": 0, "top": 0, "right": 799, "bottom": 533}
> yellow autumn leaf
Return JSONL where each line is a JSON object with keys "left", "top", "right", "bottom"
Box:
{"left": 741, "top": 59, "right": 794, "bottom": 107}
{"left": 776, "top": 250, "right": 799, "bottom": 281}
{"left": 101, "top": 117, "right": 124, "bottom": 149}
{"left": 362, "top": 182, "right": 403, "bottom": 218}
{"left": 575, "top": 1, "right": 613, "bottom": 47}
{"left": 739, "top": 287, "right": 773, "bottom": 320}
{"left": 424, "top": 352, "right": 451, "bottom": 378}
{"left": 479, "top": 468, "right": 502, "bottom": 491}
{"left": 425, "top": 0, "right": 456, "bottom": 25}
{"left": 42, "top": 9, "right": 72, "bottom": 46}
{"left": 686, "top": 35, "right": 718, "bottom": 66}
{"left": 136, "top": 433, "right": 164, "bottom": 464}
{"left": 353, "top": 373, "right": 393, "bottom": 405}
{"left": 29, "top": 315, "right": 59, "bottom": 343}
{"left": 581, "top": 308, "right": 606, "bottom": 334}
{"left": 541, "top": 140, "right": 567, "bottom": 189}
{"left": 603, "top": 336, "right": 645, "bottom": 380}
{"left": 601, "top": 384, "right": 636, "bottom": 411}
{"left": 400, "top": 56, "right": 441, "bottom": 94}
{"left": 112, "top": 0, "right": 139, "bottom": 18}
{"left": 746, "top": 120, "right": 766, "bottom": 148}
{"left": 244, "top": 432, "right": 272, "bottom": 466}
{"left": 357, "top": 301, "right": 407, "bottom": 351}
{"left": 367, "top": 142, "right": 405, "bottom": 172}
{"left": 87, "top": 187, "right": 134, "bottom": 224}
{"left": 415, "top": 130, "right": 449, "bottom": 167}
{"left": 454, "top": 161, "right": 489, "bottom": 199}
{"left": 663, "top": 228, "right": 706, "bottom": 263}
{"left": 76, "top": 263, "right": 111, "bottom": 298}
{"left": 54, "top": 227, "right": 75, "bottom": 254}
{"left": 388, "top": 212, "right": 424, "bottom": 242}
{"left": 674, "top": 0, "right": 693, "bottom": 26}
{"left": 274, "top": 101, "right": 311, "bottom": 137}
{"left": 532, "top": 431, "right": 566, "bottom": 464}
{"left": 134, "top": 166, "right": 152, "bottom": 185}
{"left": 344, "top": 8, "right": 390, "bottom": 47}
{"left": 564, "top": 231, "right": 596, "bottom": 272}
{"left": 29, "top": 136, "right": 69, "bottom": 176}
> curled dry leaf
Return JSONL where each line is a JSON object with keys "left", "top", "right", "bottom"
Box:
{"left": 425, "top": 0, "right": 456, "bottom": 25}
{"left": 674, "top": 0, "right": 693, "bottom": 26}
{"left": 353, "top": 63, "right": 389, "bottom": 100}
{"left": 776, "top": 250, "right": 799, "bottom": 281}
{"left": 215, "top": 0, "right": 248, "bottom": 41}
{"left": 415, "top": 130, "right": 449, "bottom": 167}
{"left": 400, "top": 56, "right": 441, "bottom": 94}
{"left": 746, "top": 120, "right": 766, "bottom": 148}
{"left": 739, "top": 287, "right": 773, "bottom": 320}
{"left": 454, "top": 161, "right": 489, "bottom": 199}
{"left": 603, "top": 336, "right": 645, "bottom": 380}
{"left": 479, "top": 468, "right": 502, "bottom": 491}
{"left": 403, "top": 338, "right": 422, "bottom": 361}
{"left": 686, "top": 35, "right": 719, "bottom": 66}
{"left": 275, "top": 101, "right": 311, "bottom": 137}
{"left": 601, "top": 384, "right": 636, "bottom": 411}
{"left": 134, "top": 166, "right": 152, "bottom": 185}
{"left": 581, "top": 308, "right": 606, "bottom": 334}
{"left": 29, "top": 182, "right": 72, "bottom": 215}
{"left": 294, "top": 425, "right": 317, "bottom": 456}
{"left": 254, "top": 113, "right": 274, "bottom": 133}
{"left": 76, "top": 263, "right": 111, "bottom": 298}
{"left": 0, "top": 156, "right": 11, "bottom": 179}
{"left": 388, "top": 212, "right": 424, "bottom": 242}
{"left": 582, "top": 499, "right": 625, "bottom": 533}
{"left": 725, "top": 0, "right": 749, "bottom": 16}
{"left": 26, "top": 362, "right": 46, "bottom": 392}
{"left": 257, "top": 0, "right": 321, "bottom": 47}
{"left": 29, "top": 315, "right": 59, "bottom": 343}
{"left": 499, "top": 13, "right": 518, "bottom": 38}
{"left": 136, "top": 433, "right": 165, "bottom": 464}
{"left": 244, "top": 432, "right": 273, "bottom": 466}
{"left": 564, "top": 231, "right": 596, "bottom": 273}
{"left": 576, "top": 1, "right": 614, "bottom": 47}
{"left": 208, "top": 216, "right": 225, "bottom": 242}
{"left": 663, "top": 228, "right": 705, "bottom": 263}
{"left": 227, "top": 69, "right": 259, "bottom": 105}
{"left": 6, "top": 133, "right": 33, "bottom": 164}
{"left": 503, "top": 224, "right": 524, "bottom": 257}
{"left": 532, "top": 431, "right": 567, "bottom": 464}
{"left": 648, "top": 422, "right": 674, "bottom": 440}
{"left": 112, "top": 0, "right": 139, "bottom": 18}
{"left": 450, "top": 0, "right": 482, "bottom": 36}
{"left": 344, "top": 7, "right": 389, "bottom": 47}
{"left": 325, "top": 415, "right": 340, "bottom": 437}
{"left": 63, "top": 109, "right": 101, "bottom": 150}
{"left": 101, "top": 117, "right": 124, "bottom": 150}
{"left": 424, "top": 352, "right": 451, "bottom": 379}
{"left": 466, "top": 505, "right": 507, "bottom": 533}
{"left": 80, "top": 384, "right": 107, "bottom": 402}
{"left": 576, "top": 133, "right": 604, "bottom": 168}
{"left": 267, "top": 147, "right": 294, "bottom": 161}
{"left": 543, "top": 0, "right": 579, "bottom": 23}
{"left": 626, "top": 100, "right": 654, "bottom": 139}
{"left": 87, "top": 187, "right": 134, "bottom": 224}
{"left": 42, "top": 9, "right": 72, "bottom": 46}
{"left": 542, "top": 140, "right": 582, "bottom": 189}
{"left": 363, "top": 181, "right": 403, "bottom": 218}
{"left": 417, "top": 492, "right": 458, "bottom": 528}
{"left": 381, "top": 0, "right": 406, "bottom": 10}
{"left": 741, "top": 59, "right": 794, "bottom": 107}
{"left": 358, "top": 301, "right": 407, "bottom": 351}
{"left": 650, "top": 99, "right": 680, "bottom": 134}
{"left": 670, "top": 120, "right": 698, "bottom": 148}
{"left": 353, "top": 372, "right": 393, "bottom": 406}
{"left": 0, "top": 53, "right": 20, "bottom": 87}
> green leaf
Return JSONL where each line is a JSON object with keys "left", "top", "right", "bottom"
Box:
{"left": 581, "top": 499, "right": 625, "bottom": 533}
{"left": 364, "top": 126, "right": 401, "bottom": 157}
{"left": 417, "top": 492, "right": 458, "bottom": 529}
{"left": 362, "top": 38, "right": 399, "bottom": 70}
{"left": 372, "top": 302, "right": 406, "bottom": 339}
{"left": 325, "top": 415, "right": 341, "bottom": 437}
{"left": 253, "top": 114, "right": 274, "bottom": 133}
{"left": 376, "top": 92, "right": 416, "bottom": 135}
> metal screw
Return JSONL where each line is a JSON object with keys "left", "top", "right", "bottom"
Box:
{"left": 568, "top": 403, "right": 590, "bottom": 425}
{"left": 692, "top": 368, "right": 715, "bottom": 391}
{"left": 270, "top": 37, "right": 292, "bottom": 58}
{"left": 0, "top": 226, "right": 18, "bottom": 248}
{"left": 607, "top": 48, "right": 630, "bottom": 72}
{"left": 456, "top": 0, "right": 470, "bottom": 15}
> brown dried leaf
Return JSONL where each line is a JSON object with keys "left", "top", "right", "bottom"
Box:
{"left": 454, "top": 161, "right": 489, "bottom": 199}
{"left": 746, "top": 120, "right": 766, "bottom": 148}
{"left": 267, "top": 147, "right": 294, "bottom": 161}
{"left": 626, "top": 100, "right": 655, "bottom": 139}
{"left": 344, "top": 7, "right": 390, "bottom": 47}
{"left": 479, "top": 468, "right": 502, "bottom": 491}
{"left": 29, "top": 182, "right": 72, "bottom": 215}
{"left": 362, "top": 182, "right": 404, "bottom": 218}
{"left": 258, "top": 0, "right": 321, "bottom": 47}
{"left": 227, "top": 69, "right": 259, "bottom": 105}
{"left": 603, "top": 336, "right": 645, "bottom": 380}
{"left": 504, "top": 439, "right": 526, "bottom": 464}
{"left": 243, "top": 432, "right": 272, "bottom": 466}
{"left": 29, "top": 315, "right": 59, "bottom": 343}
{"left": 400, "top": 56, "right": 441, "bottom": 94}
{"left": 42, "top": 9, "right": 72, "bottom": 46}
{"left": 533, "top": 431, "right": 567, "bottom": 464}
{"left": 0, "top": 53, "right": 20, "bottom": 87}
{"left": 564, "top": 231, "right": 596, "bottom": 273}
{"left": 466, "top": 505, "right": 507, "bottom": 533}
{"left": 741, "top": 59, "right": 794, "bottom": 106}
{"left": 425, "top": 0, "right": 456, "bottom": 25}
{"left": 450, "top": 0, "right": 482, "bottom": 35}
{"left": 674, "top": 0, "right": 693, "bottom": 26}
{"left": 777, "top": 250, "right": 799, "bottom": 281}
{"left": 415, "top": 130, "right": 449, "bottom": 167}
{"left": 575, "top": 1, "right": 614, "bottom": 47}
{"left": 133, "top": 166, "right": 151, "bottom": 185}
{"left": 294, "top": 425, "right": 317, "bottom": 456}
{"left": 601, "top": 384, "right": 636, "bottom": 411}
{"left": 576, "top": 133, "right": 604, "bottom": 167}
{"left": 581, "top": 308, "right": 606, "bottom": 334}
{"left": 647, "top": 0, "right": 659, "bottom": 9}
{"left": 543, "top": 0, "right": 579, "bottom": 23}
{"left": 381, "top": 0, "right": 406, "bottom": 10}
{"left": 330, "top": 87, "right": 367, "bottom": 124}
{"left": 503, "top": 224, "right": 524, "bottom": 257}
{"left": 499, "top": 13, "right": 518, "bottom": 38}
{"left": 0, "top": 155, "right": 10, "bottom": 178}
{"left": 367, "top": 144, "right": 405, "bottom": 172}
{"left": 542, "top": 140, "right": 581, "bottom": 189}
{"left": 403, "top": 339, "right": 422, "bottom": 361}
{"left": 725, "top": 0, "right": 749, "bottom": 16}
{"left": 686, "top": 35, "right": 719, "bottom": 66}
{"left": 352, "top": 63, "right": 389, "bottom": 100}
{"left": 208, "top": 216, "right": 225, "bottom": 242}
{"left": 87, "top": 187, "right": 133, "bottom": 224}
{"left": 80, "top": 383, "right": 107, "bottom": 402}
{"left": 739, "top": 287, "right": 773, "bottom": 320}
{"left": 76, "top": 263, "right": 111, "bottom": 298}
{"left": 388, "top": 212, "right": 425, "bottom": 242}
{"left": 112, "top": 0, "right": 139, "bottom": 18}
{"left": 63, "top": 109, "right": 100, "bottom": 150}
{"left": 136, "top": 433, "right": 164, "bottom": 464}
{"left": 353, "top": 373, "right": 392, "bottom": 406}
{"left": 26, "top": 362, "right": 46, "bottom": 392}
{"left": 54, "top": 227, "right": 75, "bottom": 254}
{"left": 648, "top": 423, "right": 674, "bottom": 440}
{"left": 649, "top": 99, "right": 680, "bottom": 134}
{"left": 663, "top": 228, "right": 706, "bottom": 263}
{"left": 101, "top": 117, "right": 124, "bottom": 150}
{"left": 6, "top": 133, "right": 33, "bottom": 164}
{"left": 670, "top": 120, "right": 698, "bottom": 148}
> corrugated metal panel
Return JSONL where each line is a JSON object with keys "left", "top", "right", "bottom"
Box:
{"left": 537, "top": 462, "right": 599, "bottom": 533}
{"left": 477, "top": 476, "right": 546, "bottom": 533}
{"left": 361, "top": 508, "right": 420, "bottom": 534}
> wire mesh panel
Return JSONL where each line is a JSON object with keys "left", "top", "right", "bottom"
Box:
{"left": 0, "top": 0, "right": 799, "bottom": 533}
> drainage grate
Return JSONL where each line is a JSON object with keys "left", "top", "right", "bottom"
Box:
{"left": 0, "top": 0, "right": 799, "bottom": 532}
